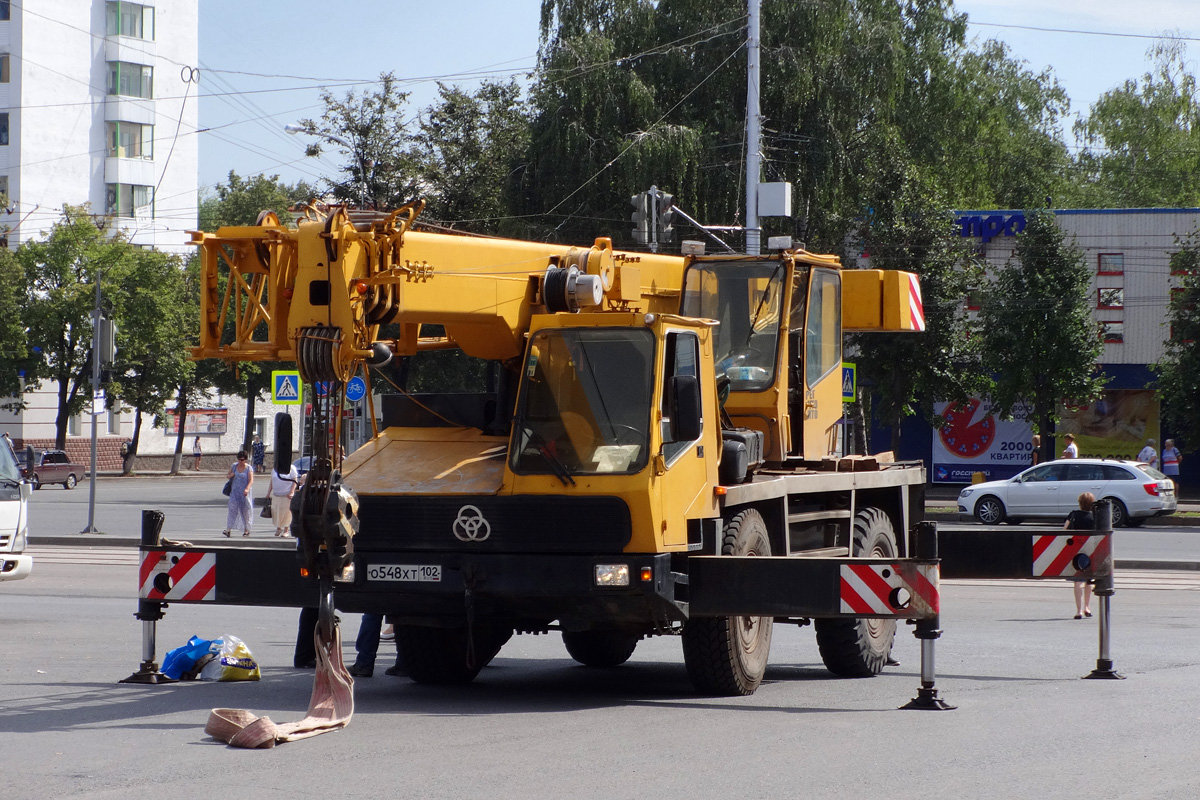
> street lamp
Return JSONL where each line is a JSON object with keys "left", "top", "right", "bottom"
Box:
{"left": 285, "top": 123, "right": 373, "bottom": 209}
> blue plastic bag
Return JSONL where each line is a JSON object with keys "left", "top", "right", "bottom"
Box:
{"left": 162, "top": 635, "right": 219, "bottom": 680}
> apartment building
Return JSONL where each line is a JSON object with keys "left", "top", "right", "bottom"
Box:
{"left": 1, "top": 0, "right": 198, "bottom": 251}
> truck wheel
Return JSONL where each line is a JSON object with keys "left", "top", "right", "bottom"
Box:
{"left": 681, "top": 508, "right": 773, "bottom": 696}
{"left": 814, "top": 507, "right": 897, "bottom": 677}
{"left": 396, "top": 624, "right": 512, "bottom": 685}
{"left": 30, "top": 473, "right": 40, "bottom": 490}
{"left": 64, "top": 474, "right": 77, "bottom": 490}
{"left": 563, "top": 630, "right": 640, "bottom": 667}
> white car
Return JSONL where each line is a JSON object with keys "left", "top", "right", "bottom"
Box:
{"left": 957, "top": 458, "right": 1177, "bottom": 528}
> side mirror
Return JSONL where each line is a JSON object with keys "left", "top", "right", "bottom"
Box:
{"left": 669, "top": 375, "right": 702, "bottom": 443}
{"left": 273, "top": 412, "right": 293, "bottom": 474}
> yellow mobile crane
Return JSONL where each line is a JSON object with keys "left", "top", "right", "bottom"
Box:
{"left": 191, "top": 201, "right": 928, "bottom": 695}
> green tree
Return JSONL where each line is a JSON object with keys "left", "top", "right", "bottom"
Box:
{"left": 107, "top": 248, "right": 192, "bottom": 474}
{"left": 297, "top": 72, "right": 421, "bottom": 209}
{"left": 847, "top": 149, "right": 988, "bottom": 452}
{"left": 1154, "top": 232, "right": 1200, "bottom": 448}
{"left": 1074, "top": 40, "right": 1200, "bottom": 208}
{"left": 17, "top": 206, "right": 135, "bottom": 449}
{"left": 978, "top": 211, "right": 1104, "bottom": 462}
{"left": 417, "top": 80, "right": 531, "bottom": 234}
{"left": 523, "top": 1, "right": 1074, "bottom": 250}
{"left": 0, "top": 247, "right": 33, "bottom": 404}
{"left": 199, "top": 171, "right": 299, "bottom": 231}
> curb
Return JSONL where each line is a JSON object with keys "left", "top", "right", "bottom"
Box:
{"left": 925, "top": 511, "right": 1199, "bottom": 527}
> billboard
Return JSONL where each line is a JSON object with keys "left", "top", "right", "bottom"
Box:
{"left": 1055, "top": 390, "right": 1160, "bottom": 461}
{"left": 167, "top": 408, "right": 228, "bottom": 435}
{"left": 931, "top": 397, "right": 1034, "bottom": 484}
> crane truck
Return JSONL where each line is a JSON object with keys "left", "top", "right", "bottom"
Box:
{"left": 189, "top": 201, "right": 930, "bottom": 696}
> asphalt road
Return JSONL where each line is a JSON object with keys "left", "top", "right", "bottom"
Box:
{"left": 3, "top": 554, "right": 1199, "bottom": 799}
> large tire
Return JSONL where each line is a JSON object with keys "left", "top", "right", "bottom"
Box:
{"left": 814, "top": 507, "right": 898, "bottom": 677}
{"left": 396, "top": 624, "right": 512, "bottom": 685}
{"left": 563, "top": 630, "right": 640, "bottom": 667}
{"left": 681, "top": 508, "right": 773, "bottom": 696}
{"left": 1105, "top": 497, "right": 1129, "bottom": 528}
{"left": 974, "top": 495, "right": 1006, "bottom": 525}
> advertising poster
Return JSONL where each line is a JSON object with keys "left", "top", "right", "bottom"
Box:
{"left": 931, "top": 397, "right": 1034, "bottom": 483}
{"left": 167, "top": 408, "right": 228, "bottom": 435}
{"left": 1055, "top": 390, "right": 1160, "bottom": 462}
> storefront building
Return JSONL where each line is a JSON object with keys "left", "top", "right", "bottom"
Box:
{"left": 871, "top": 208, "right": 1199, "bottom": 491}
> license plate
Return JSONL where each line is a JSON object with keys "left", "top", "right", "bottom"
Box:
{"left": 366, "top": 564, "right": 441, "bottom": 583}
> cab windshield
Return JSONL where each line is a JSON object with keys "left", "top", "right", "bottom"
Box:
{"left": 0, "top": 443, "right": 21, "bottom": 484}
{"left": 510, "top": 328, "right": 654, "bottom": 477}
{"left": 681, "top": 261, "right": 784, "bottom": 391}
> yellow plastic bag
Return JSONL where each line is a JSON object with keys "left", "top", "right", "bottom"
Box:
{"left": 199, "top": 635, "right": 261, "bottom": 681}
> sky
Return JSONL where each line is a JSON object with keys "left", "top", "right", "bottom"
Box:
{"left": 197, "top": 0, "right": 1200, "bottom": 196}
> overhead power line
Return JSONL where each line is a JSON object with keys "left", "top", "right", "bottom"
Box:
{"left": 969, "top": 20, "right": 1200, "bottom": 44}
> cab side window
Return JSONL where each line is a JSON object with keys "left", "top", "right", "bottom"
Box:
{"left": 662, "top": 331, "right": 700, "bottom": 463}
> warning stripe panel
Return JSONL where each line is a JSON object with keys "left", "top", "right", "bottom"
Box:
{"left": 1032, "top": 534, "right": 1112, "bottom": 578}
{"left": 139, "top": 551, "right": 216, "bottom": 601}
{"left": 907, "top": 273, "right": 926, "bottom": 332}
{"left": 839, "top": 563, "right": 939, "bottom": 617}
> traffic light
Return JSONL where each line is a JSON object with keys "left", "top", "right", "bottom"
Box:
{"left": 630, "top": 192, "right": 650, "bottom": 245}
{"left": 99, "top": 317, "right": 117, "bottom": 365}
{"left": 656, "top": 192, "right": 675, "bottom": 243}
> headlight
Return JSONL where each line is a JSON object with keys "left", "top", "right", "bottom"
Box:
{"left": 594, "top": 564, "right": 630, "bottom": 586}
{"left": 958, "top": 488, "right": 974, "bottom": 499}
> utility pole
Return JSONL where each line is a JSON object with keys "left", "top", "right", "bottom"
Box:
{"left": 745, "top": 0, "right": 762, "bottom": 255}
{"left": 82, "top": 278, "right": 102, "bottom": 534}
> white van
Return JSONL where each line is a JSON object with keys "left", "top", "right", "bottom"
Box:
{"left": 0, "top": 443, "right": 32, "bottom": 582}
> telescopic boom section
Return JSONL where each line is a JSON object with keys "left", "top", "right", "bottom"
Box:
{"left": 188, "top": 202, "right": 688, "bottom": 384}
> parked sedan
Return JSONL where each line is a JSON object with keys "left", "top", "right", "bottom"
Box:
{"left": 957, "top": 458, "right": 1176, "bottom": 528}
{"left": 19, "top": 449, "right": 87, "bottom": 490}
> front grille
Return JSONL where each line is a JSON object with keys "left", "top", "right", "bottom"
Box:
{"left": 356, "top": 495, "right": 632, "bottom": 553}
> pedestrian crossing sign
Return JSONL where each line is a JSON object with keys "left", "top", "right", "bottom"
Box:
{"left": 272, "top": 370, "right": 302, "bottom": 404}
{"left": 841, "top": 362, "right": 856, "bottom": 403}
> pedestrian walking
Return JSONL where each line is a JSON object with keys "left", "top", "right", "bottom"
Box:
{"left": 192, "top": 436, "right": 202, "bottom": 471}
{"left": 1031, "top": 434, "right": 1041, "bottom": 467}
{"left": 223, "top": 450, "right": 254, "bottom": 538}
{"left": 1161, "top": 438, "right": 1182, "bottom": 491}
{"left": 1061, "top": 433, "right": 1078, "bottom": 459}
{"left": 1064, "top": 492, "right": 1095, "bottom": 619}
{"left": 251, "top": 433, "right": 265, "bottom": 474}
{"left": 1137, "top": 438, "right": 1158, "bottom": 468}
{"left": 270, "top": 460, "right": 301, "bottom": 537}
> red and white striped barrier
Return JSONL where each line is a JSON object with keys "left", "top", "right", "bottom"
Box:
{"left": 840, "top": 562, "right": 939, "bottom": 617}
{"left": 138, "top": 551, "right": 216, "bottom": 602}
{"left": 907, "top": 272, "right": 926, "bottom": 332}
{"left": 1032, "top": 534, "right": 1112, "bottom": 578}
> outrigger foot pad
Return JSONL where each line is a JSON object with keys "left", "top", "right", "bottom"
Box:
{"left": 119, "top": 662, "right": 175, "bottom": 684}
{"left": 1084, "top": 659, "right": 1126, "bottom": 680}
{"left": 900, "top": 687, "right": 956, "bottom": 711}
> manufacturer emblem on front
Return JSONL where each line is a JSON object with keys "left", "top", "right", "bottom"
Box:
{"left": 452, "top": 505, "right": 492, "bottom": 542}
